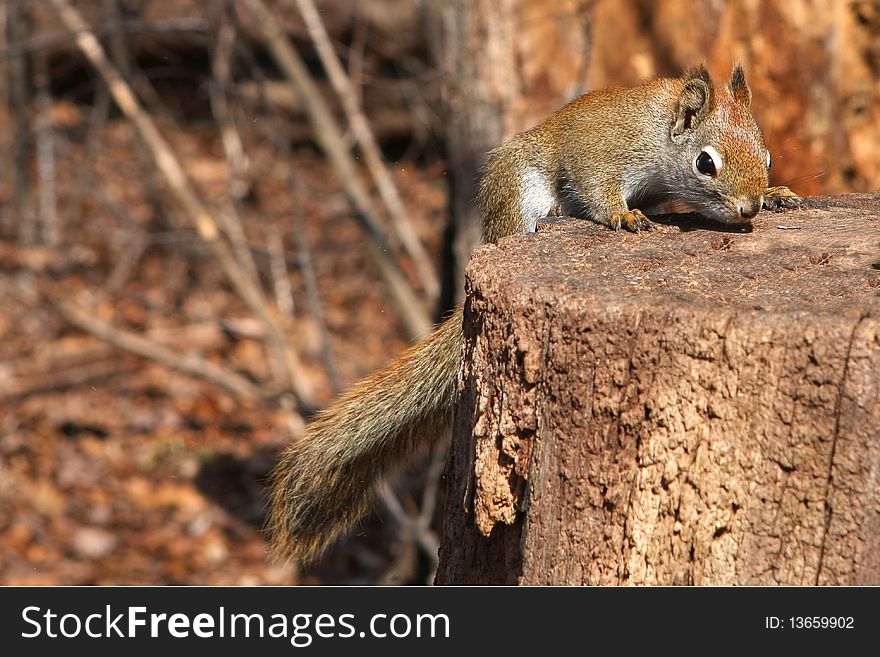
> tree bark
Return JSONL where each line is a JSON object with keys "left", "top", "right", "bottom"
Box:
{"left": 434, "top": 0, "right": 593, "bottom": 307}
{"left": 436, "top": 195, "right": 880, "bottom": 585}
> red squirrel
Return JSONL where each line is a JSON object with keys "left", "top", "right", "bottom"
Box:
{"left": 268, "top": 64, "right": 800, "bottom": 562}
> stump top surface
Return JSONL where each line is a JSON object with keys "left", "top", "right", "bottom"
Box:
{"left": 467, "top": 194, "right": 880, "bottom": 317}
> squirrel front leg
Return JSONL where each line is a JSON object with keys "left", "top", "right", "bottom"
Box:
{"left": 576, "top": 180, "right": 655, "bottom": 232}
{"left": 601, "top": 186, "right": 655, "bottom": 232}
{"left": 481, "top": 143, "right": 655, "bottom": 237}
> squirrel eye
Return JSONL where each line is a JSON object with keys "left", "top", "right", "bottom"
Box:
{"left": 695, "top": 150, "right": 717, "bottom": 177}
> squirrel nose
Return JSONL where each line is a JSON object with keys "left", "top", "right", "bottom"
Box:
{"left": 738, "top": 196, "right": 762, "bottom": 220}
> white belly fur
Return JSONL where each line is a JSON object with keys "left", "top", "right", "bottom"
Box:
{"left": 519, "top": 167, "right": 555, "bottom": 232}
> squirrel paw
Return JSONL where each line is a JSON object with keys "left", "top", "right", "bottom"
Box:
{"left": 763, "top": 186, "right": 801, "bottom": 212}
{"left": 609, "top": 208, "right": 654, "bottom": 232}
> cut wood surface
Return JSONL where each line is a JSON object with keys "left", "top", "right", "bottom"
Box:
{"left": 436, "top": 194, "right": 880, "bottom": 585}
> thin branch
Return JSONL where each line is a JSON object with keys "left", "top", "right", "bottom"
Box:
{"left": 265, "top": 223, "right": 295, "bottom": 318}
{"left": 2, "top": 277, "right": 265, "bottom": 402}
{"left": 210, "top": 194, "right": 261, "bottom": 297}
{"left": 99, "top": 0, "right": 176, "bottom": 231}
{"left": 209, "top": 11, "right": 260, "bottom": 289}
{"left": 294, "top": 0, "right": 439, "bottom": 303}
{"left": 418, "top": 436, "right": 450, "bottom": 530}
{"left": 105, "top": 231, "right": 149, "bottom": 292}
{"left": 346, "top": 6, "right": 368, "bottom": 107}
{"left": 48, "top": 0, "right": 212, "bottom": 241}
{"left": 0, "top": 17, "right": 213, "bottom": 60}
{"left": 0, "top": 320, "right": 234, "bottom": 402}
{"left": 34, "top": 48, "right": 58, "bottom": 246}
{"left": 85, "top": 75, "right": 111, "bottom": 159}
{"left": 0, "top": 2, "right": 11, "bottom": 237}
{"left": 7, "top": 0, "right": 34, "bottom": 244}
{"left": 291, "top": 215, "right": 344, "bottom": 393}
{"left": 379, "top": 484, "right": 440, "bottom": 567}
{"left": 1, "top": 358, "right": 124, "bottom": 403}
{"left": 100, "top": 0, "right": 164, "bottom": 113}
{"left": 211, "top": 13, "right": 249, "bottom": 194}
{"left": 54, "top": 296, "right": 265, "bottom": 401}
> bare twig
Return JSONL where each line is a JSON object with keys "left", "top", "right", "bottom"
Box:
{"left": 0, "top": 2, "right": 11, "bottom": 237}
{"left": 265, "top": 223, "right": 294, "bottom": 318}
{"left": 237, "top": 0, "right": 431, "bottom": 339}
{"left": 211, "top": 12, "right": 249, "bottom": 195}
{"left": 418, "top": 436, "right": 450, "bottom": 530}
{"left": 47, "top": 0, "right": 315, "bottom": 411}
{"left": 378, "top": 484, "right": 440, "bottom": 567}
{"left": 212, "top": 195, "right": 262, "bottom": 296}
{"left": 211, "top": 6, "right": 300, "bottom": 392}
{"left": 7, "top": 0, "right": 34, "bottom": 244}
{"left": 34, "top": 49, "right": 58, "bottom": 246}
{"left": 291, "top": 214, "right": 345, "bottom": 393}
{"left": 0, "top": 321, "right": 236, "bottom": 402}
{"left": 347, "top": 7, "right": 368, "bottom": 106}
{"left": 294, "top": 0, "right": 440, "bottom": 303}
{"left": 85, "top": 79, "right": 111, "bottom": 159}
{"left": 99, "top": 0, "right": 175, "bottom": 233}
{"left": 54, "top": 296, "right": 264, "bottom": 401}
{"left": 105, "top": 231, "right": 150, "bottom": 292}
{"left": 100, "top": 0, "right": 164, "bottom": 113}
{"left": 2, "top": 277, "right": 265, "bottom": 401}
{"left": 0, "top": 17, "right": 213, "bottom": 60}
{"left": 209, "top": 10, "right": 260, "bottom": 289}
{"left": 1, "top": 358, "right": 124, "bottom": 403}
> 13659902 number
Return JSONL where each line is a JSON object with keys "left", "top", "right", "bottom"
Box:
{"left": 789, "top": 617, "right": 854, "bottom": 629}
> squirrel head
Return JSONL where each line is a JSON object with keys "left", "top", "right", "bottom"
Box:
{"left": 669, "top": 64, "right": 770, "bottom": 224}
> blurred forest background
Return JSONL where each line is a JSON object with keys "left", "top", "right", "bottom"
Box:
{"left": 0, "top": 0, "right": 878, "bottom": 585}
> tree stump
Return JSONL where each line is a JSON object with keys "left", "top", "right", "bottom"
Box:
{"left": 435, "top": 195, "right": 880, "bottom": 585}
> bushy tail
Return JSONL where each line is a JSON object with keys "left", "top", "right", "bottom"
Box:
{"left": 267, "top": 305, "right": 463, "bottom": 563}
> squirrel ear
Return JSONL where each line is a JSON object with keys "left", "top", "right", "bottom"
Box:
{"left": 671, "top": 65, "right": 716, "bottom": 139}
{"left": 729, "top": 63, "right": 752, "bottom": 107}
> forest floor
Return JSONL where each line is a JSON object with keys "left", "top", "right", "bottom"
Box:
{"left": 0, "top": 94, "right": 449, "bottom": 584}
